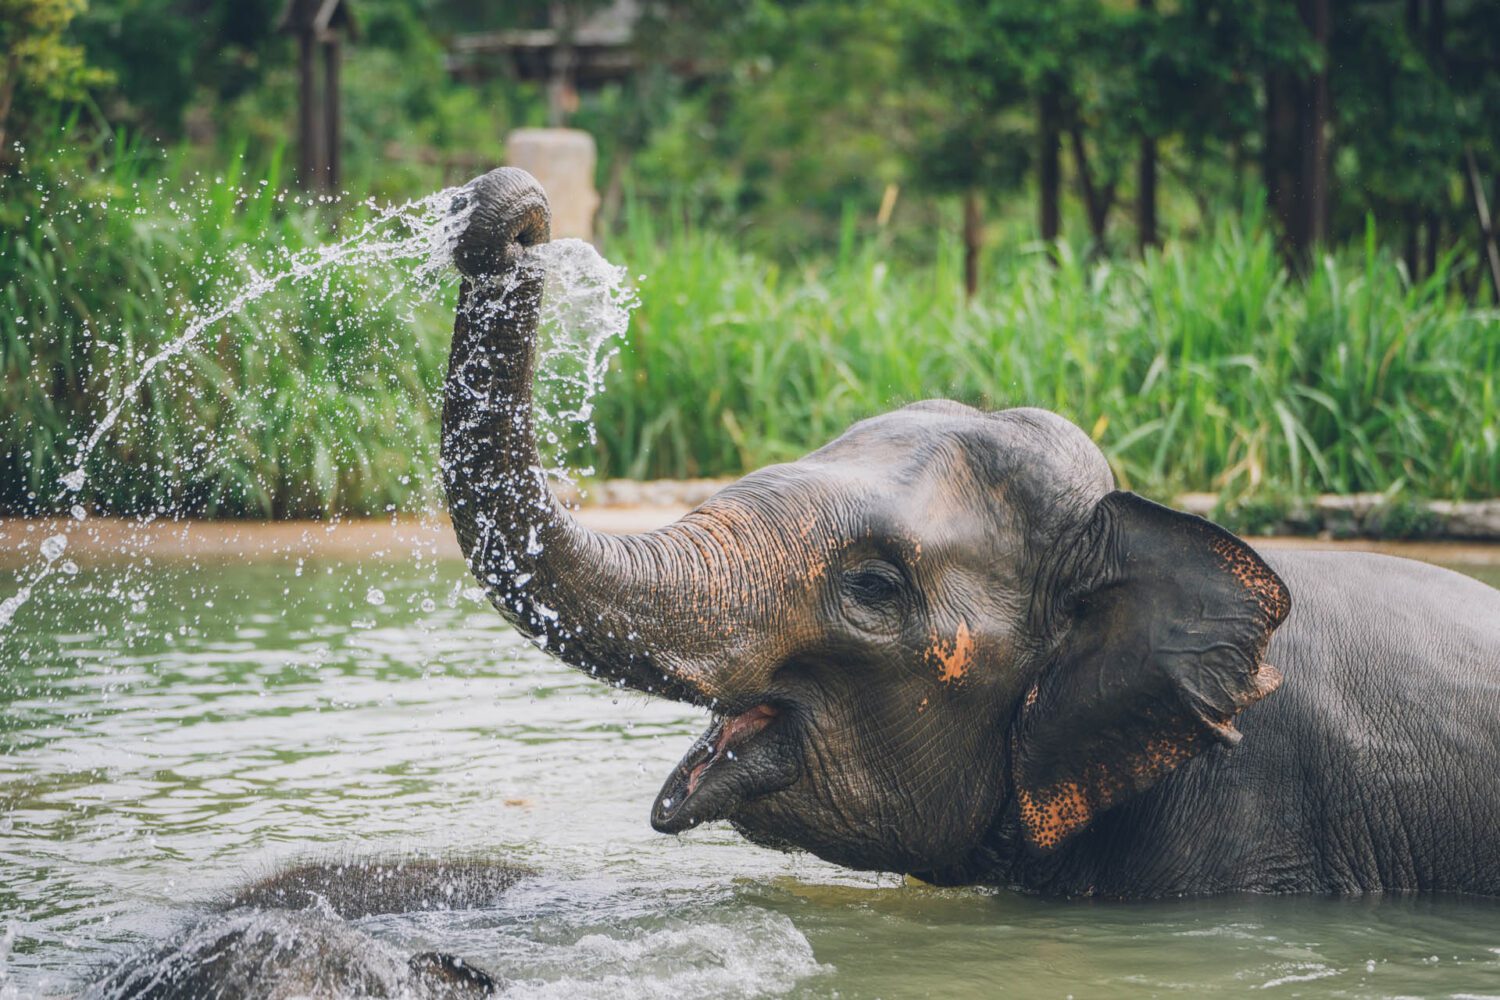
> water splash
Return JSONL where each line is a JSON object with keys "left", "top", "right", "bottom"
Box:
{"left": 59, "top": 188, "right": 472, "bottom": 498}
{"left": 3, "top": 186, "right": 473, "bottom": 639}
{"left": 494, "top": 908, "right": 825, "bottom": 1000}
{"left": 3, "top": 189, "right": 637, "bottom": 640}
{"left": 0, "top": 533, "right": 67, "bottom": 629}
{"left": 530, "top": 238, "right": 638, "bottom": 485}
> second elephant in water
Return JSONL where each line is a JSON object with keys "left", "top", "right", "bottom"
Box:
{"left": 89, "top": 858, "right": 524, "bottom": 999}
{"left": 441, "top": 167, "right": 1500, "bottom": 898}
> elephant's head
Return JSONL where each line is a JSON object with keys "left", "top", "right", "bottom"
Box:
{"left": 442, "top": 169, "right": 1291, "bottom": 883}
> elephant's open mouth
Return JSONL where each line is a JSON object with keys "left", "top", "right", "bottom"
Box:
{"left": 651, "top": 702, "right": 800, "bottom": 834}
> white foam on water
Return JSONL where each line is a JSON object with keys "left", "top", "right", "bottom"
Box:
{"left": 495, "top": 908, "right": 827, "bottom": 1000}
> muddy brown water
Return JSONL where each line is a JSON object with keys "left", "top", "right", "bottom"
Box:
{"left": 1, "top": 517, "right": 1498, "bottom": 998}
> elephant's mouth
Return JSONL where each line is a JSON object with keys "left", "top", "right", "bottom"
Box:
{"left": 651, "top": 702, "right": 800, "bottom": 834}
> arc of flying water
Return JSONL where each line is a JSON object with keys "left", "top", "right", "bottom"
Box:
{"left": 63, "top": 189, "right": 474, "bottom": 491}
{"left": 1, "top": 188, "right": 475, "bottom": 639}
{"left": 2, "top": 197, "right": 641, "bottom": 641}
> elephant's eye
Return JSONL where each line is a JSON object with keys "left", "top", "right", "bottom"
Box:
{"left": 843, "top": 561, "right": 905, "bottom": 606}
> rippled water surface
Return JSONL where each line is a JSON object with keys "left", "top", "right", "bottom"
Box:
{"left": 3, "top": 547, "right": 1499, "bottom": 998}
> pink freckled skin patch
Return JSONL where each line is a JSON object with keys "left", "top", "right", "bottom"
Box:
{"left": 931, "top": 620, "right": 975, "bottom": 685}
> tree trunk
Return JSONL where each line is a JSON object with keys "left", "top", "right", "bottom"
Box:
{"left": 1404, "top": 0, "right": 1423, "bottom": 278}
{"left": 1039, "top": 84, "right": 1061, "bottom": 248}
{"left": 1405, "top": 205, "right": 1422, "bottom": 279}
{"left": 322, "top": 38, "right": 341, "bottom": 192}
{"left": 1137, "top": 0, "right": 1158, "bottom": 252}
{"left": 0, "top": 53, "right": 20, "bottom": 164}
{"left": 1465, "top": 147, "right": 1500, "bottom": 304}
{"left": 1137, "top": 135, "right": 1157, "bottom": 252}
{"left": 1300, "top": 0, "right": 1331, "bottom": 250}
{"left": 1263, "top": 69, "right": 1303, "bottom": 267}
{"left": 1070, "top": 127, "right": 1116, "bottom": 247}
{"left": 1425, "top": 0, "right": 1446, "bottom": 285}
{"left": 1264, "top": 0, "right": 1331, "bottom": 271}
{"left": 1424, "top": 211, "right": 1441, "bottom": 279}
{"left": 963, "top": 189, "right": 983, "bottom": 299}
{"left": 297, "top": 32, "right": 323, "bottom": 189}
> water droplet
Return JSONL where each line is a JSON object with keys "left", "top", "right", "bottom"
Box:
{"left": 70, "top": 505, "right": 87, "bottom": 521}
{"left": 40, "top": 534, "right": 67, "bottom": 562}
{"left": 365, "top": 587, "right": 385, "bottom": 606}
{"left": 60, "top": 468, "right": 86, "bottom": 491}
{"left": 61, "top": 561, "right": 79, "bottom": 576}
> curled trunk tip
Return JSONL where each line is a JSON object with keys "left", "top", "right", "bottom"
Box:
{"left": 451, "top": 167, "right": 552, "bottom": 280}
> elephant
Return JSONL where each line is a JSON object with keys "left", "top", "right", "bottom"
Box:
{"left": 441, "top": 167, "right": 1500, "bottom": 899}
{"left": 88, "top": 858, "right": 524, "bottom": 999}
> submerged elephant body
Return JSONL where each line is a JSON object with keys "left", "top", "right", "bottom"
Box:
{"left": 442, "top": 168, "right": 1500, "bottom": 899}
{"left": 90, "top": 859, "right": 521, "bottom": 999}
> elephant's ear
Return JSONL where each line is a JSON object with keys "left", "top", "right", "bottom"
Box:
{"left": 1011, "top": 491, "right": 1290, "bottom": 854}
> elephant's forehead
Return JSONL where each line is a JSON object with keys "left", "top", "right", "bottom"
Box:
{"left": 810, "top": 405, "right": 989, "bottom": 471}
{"left": 697, "top": 461, "right": 1013, "bottom": 588}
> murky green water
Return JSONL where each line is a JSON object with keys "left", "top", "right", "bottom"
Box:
{"left": 3, "top": 550, "right": 1499, "bottom": 998}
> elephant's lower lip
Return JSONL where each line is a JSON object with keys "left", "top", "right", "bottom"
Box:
{"left": 687, "top": 704, "right": 777, "bottom": 795}
{"left": 650, "top": 703, "right": 793, "bottom": 834}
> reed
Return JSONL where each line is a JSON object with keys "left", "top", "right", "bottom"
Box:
{"left": 601, "top": 199, "right": 1499, "bottom": 508}
{"left": 2, "top": 132, "right": 454, "bottom": 518}
{"left": 3, "top": 136, "right": 1496, "bottom": 519}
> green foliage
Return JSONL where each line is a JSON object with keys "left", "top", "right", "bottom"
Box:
{"left": 72, "top": 0, "right": 278, "bottom": 131}
{"left": 0, "top": 130, "right": 452, "bottom": 517}
{"left": 8, "top": 133, "right": 1494, "bottom": 520}
{"left": 599, "top": 203, "right": 1498, "bottom": 502}
{"left": 0, "top": 0, "right": 107, "bottom": 97}
{"left": 0, "top": 0, "right": 111, "bottom": 148}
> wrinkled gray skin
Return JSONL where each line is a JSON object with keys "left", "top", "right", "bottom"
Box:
{"left": 89, "top": 859, "right": 524, "bottom": 999}
{"left": 442, "top": 167, "right": 1500, "bottom": 898}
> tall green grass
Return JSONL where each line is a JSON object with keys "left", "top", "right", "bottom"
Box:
{"left": 602, "top": 202, "right": 1499, "bottom": 505}
{"left": 2, "top": 130, "right": 455, "bottom": 518}
{"left": 3, "top": 134, "right": 1496, "bottom": 519}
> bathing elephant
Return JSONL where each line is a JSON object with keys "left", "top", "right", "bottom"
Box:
{"left": 442, "top": 168, "right": 1500, "bottom": 898}
{"left": 89, "top": 858, "right": 523, "bottom": 999}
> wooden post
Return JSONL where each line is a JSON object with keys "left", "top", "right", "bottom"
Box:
{"left": 546, "top": 0, "right": 577, "bottom": 127}
{"left": 298, "top": 31, "right": 323, "bottom": 188}
{"left": 279, "top": 0, "right": 356, "bottom": 192}
{"left": 323, "top": 36, "right": 342, "bottom": 191}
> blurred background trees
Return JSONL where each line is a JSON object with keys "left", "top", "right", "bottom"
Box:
{"left": 4, "top": 0, "right": 1496, "bottom": 290}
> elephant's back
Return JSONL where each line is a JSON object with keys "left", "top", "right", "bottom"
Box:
{"left": 1246, "top": 548, "right": 1500, "bottom": 892}
{"left": 1258, "top": 548, "right": 1500, "bottom": 697}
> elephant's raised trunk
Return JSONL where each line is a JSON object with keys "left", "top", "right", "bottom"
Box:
{"left": 441, "top": 168, "right": 759, "bottom": 707}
